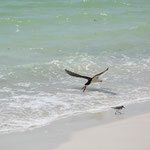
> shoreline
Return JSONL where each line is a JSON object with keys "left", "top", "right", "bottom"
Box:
{"left": 53, "top": 112, "right": 150, "bottom": 150}
{"left": 0, "top": 100, "right": 150, "bottom": 150}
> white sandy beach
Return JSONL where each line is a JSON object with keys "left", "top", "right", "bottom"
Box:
{"left": 0, "top": 102, "right": 150, "bottom": 150}
{"left": 53, "top": 113, "right": 150, "bottom": 150}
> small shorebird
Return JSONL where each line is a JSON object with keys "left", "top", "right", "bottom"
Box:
{"left": 112, "top": 105, "right": 125, "bottom": 114}
{"left": 65, "top": 67, "right": 109, "bottom": 92}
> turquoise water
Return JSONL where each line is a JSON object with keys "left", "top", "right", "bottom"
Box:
{"left": 0, "top": 0, "right": 150, "bottom": 133}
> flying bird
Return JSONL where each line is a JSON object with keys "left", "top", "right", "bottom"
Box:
{"left": 65, "top": 67, "right": 109, "bottom": 92}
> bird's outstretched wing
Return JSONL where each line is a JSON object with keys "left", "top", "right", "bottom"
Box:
{"left": 65, "top": 69, "right": 91, "bottom": 80}
{"left": 92, "top": 67, "right": 109, "bottom": 78}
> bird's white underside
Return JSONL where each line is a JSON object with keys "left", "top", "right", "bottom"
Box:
{"left": 91, "top": 77, "right": 102, "bottom": 83}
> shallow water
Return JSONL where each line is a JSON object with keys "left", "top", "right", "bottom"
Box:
{"left": 0, "top": 0, "right": 150, "bottom": 133}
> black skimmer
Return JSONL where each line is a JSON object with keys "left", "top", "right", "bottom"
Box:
{"left": 65, "top": 67, "right": 109, "bottom": 92}
{"left": 112, "top": 105, "right": 125, "bottom": 114}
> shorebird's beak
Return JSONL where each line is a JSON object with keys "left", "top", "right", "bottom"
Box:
{"left": 82, "top": 85, "right": 86, "bottom": 92}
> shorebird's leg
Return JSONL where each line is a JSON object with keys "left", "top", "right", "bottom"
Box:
{"left": 115, "top": 110, "right": 122, "bottom": 115}
{"left": 82, "top": 85, "right": 87, "bottom": 92}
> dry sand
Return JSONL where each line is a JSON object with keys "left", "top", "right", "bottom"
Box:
{"left": 53, "top": 113, "right": 150, "bottom": 150}
{"left": 0, "top": 101, "right": 150, "bottom": 150}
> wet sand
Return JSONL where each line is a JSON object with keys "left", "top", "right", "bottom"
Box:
{"left": 0, "top": 101, "right": 150, "bottom": 150}
{"left": 53, "top": 112, "right": 150, "bottom": 150}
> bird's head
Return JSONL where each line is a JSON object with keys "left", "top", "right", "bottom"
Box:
{"left": 122, "top": 106, "right": 125, "bottom": 109}
{"left": 82, "top": 85, "right": 87, "bottom": 92}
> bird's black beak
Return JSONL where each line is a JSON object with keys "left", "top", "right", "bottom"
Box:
{"left": 82, "top": 85, "right": 86, "bottom": 92}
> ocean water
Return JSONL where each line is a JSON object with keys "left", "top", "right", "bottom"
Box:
{"left": 0, "top": 0, "right": 150, "bottom": 133}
